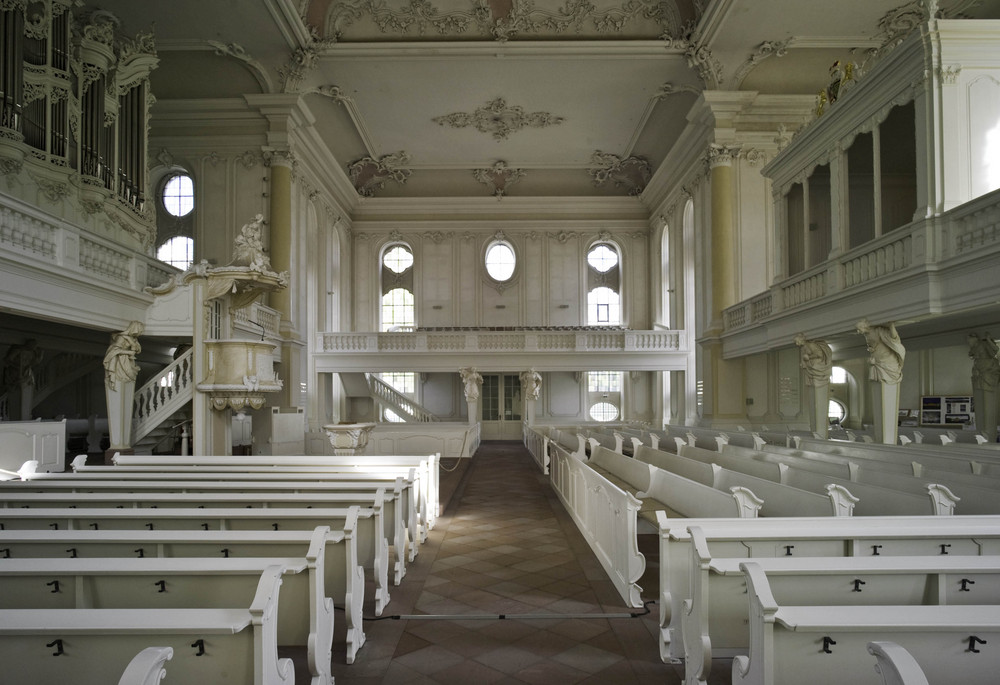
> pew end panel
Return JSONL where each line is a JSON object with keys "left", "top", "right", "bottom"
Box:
{"left": 118, "top": 646, "right": 173, "bottom": 685}
{"left": 734, "top": 561, "right": 1000, "bottom": 685}
{"left": 0, "top": 565, "right": 294, "bottom": 685}
{"left": 868, "top": 641, "right": 930, "bottom": 685}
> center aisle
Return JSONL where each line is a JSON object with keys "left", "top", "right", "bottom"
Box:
{"left": 327, "top": 441, "right": 680, "bottom": 685}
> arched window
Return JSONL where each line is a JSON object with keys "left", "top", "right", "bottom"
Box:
{"left": 586, "top": 242, "right": 621, "bottom": 326}
{"left": 381, "top": 243, "right": 414, "bottom": 331}
{"left": 381, "top": 288, "right": 414, "bottom": 331}
{"left": 156, "top": 235, "right": 194, "bottom": 270}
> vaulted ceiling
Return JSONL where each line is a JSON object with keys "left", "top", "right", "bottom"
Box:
{"left": 98, "top": 0, "right": 1000, "bottom": 200}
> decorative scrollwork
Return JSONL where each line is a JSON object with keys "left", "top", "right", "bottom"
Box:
{"left": 589, "top": 151, "right": 651, "bottom": 196}
{"left": 473, "top": 160, "right": 525, "bottom": 199}
{"left": 433, "top": 97, "right": 563, "bottom": 141}
{"left": 348, "top": 151, "right": 412, "bottom": 197}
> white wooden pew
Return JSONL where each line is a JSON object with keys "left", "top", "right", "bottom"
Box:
{"left": 656, "top": 513, "right": 1000, "bottom": 664}
{"left": 681, "top": 444, "right": 960, "bottom": 516}
{"left": 0, "top": 485, "right": 411, "bottom": 585}
{"left": 0, "top": 504, "right": 391, "bottom": 617}
{"left": 0, "top": 473, "right": 420, "bottom": 566}
{"left": 733, "top": 561, "right": 1000, "bottom": 685}
{"left": 119, "top": 646, "right": 173, "bottom": 685}
{"left": 0, "top": 557, "right": 334, "bottom": 684}
{"left": 867, "top": 641, "right": 930, "bottom": 685}
{"left": 56, "top": 460, "right": 432, "bottom": 545}
{"left": 0, "top": 524, "right": 366, "bottom": 665}
{"left": 548, "top": 442, "right": 645, "bottom": 607}
{"left": 683, "top": 525, "right": 1000, "bottom": 685}
{"left": 0, "top": 565, "right": 293, "bottom": 685}
{"left": 103, "top": 453, "right": 441, "bottom": 530}
{"left": 796, "top": 436, "right": 999, "bottom": 478}
{"left": 631, "top": 445, "right": 851, "bottom": 517}
{"left": 588, "top": 446, "right": 764, "bottom": 524}
{"left": 749, "top": 441, "right": 1000, "bottom": 495}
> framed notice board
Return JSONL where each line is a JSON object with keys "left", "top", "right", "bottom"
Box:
{"left": 920, "top": 395, "right": 974, "bottom": 426}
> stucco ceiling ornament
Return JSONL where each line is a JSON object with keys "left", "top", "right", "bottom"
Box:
{"left": 348, "top": 151, "right": 412, "bottom": 197}
{"left": 731, "top": 39, "right": 790, "bottom": 88}
{"left": 323, "top": 0, "right": 690, "bottom": 43}
{"left": 654, "top": 81, "right": 701, "bottom": 101}
{"left": 208, "top": 41, "right": 274, "bottom": 93}
{"left": 473, "top": 160, "right": 525, "bottom": 199}
{"left": 433, "top": 97, "right": 564, "bottom": 141}
{"left": 589, "top": 151, "right": 651, "bottom": 196}
{"left": 307, "top": 84, "right": 354, "bottom": 106}
{"left": 684, "top": 43, "right": 723, "bottom": 87}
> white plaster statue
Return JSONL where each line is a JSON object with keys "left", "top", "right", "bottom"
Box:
{"left": 231, "top": 214, "right": 271, "bottom": 271}
{"left": 521, "top": 368, "right": 542, "bottom": 400}
{"left": 459, "top": 367, "right": 483, "bottom": 401}
{"left": 856, "top": 319, "right": 905, "bottom": 384}
{"left": 3, "top": 338, "right": 44, "bottom": 389}
{"left": 968, "top": 332, "right": 1000, "bottom": 390}
{"left": 104, "top": 321, "right": 144, "bottom": 391}
{"left": 794, "top": 333, "right": 833, "bottom": 387}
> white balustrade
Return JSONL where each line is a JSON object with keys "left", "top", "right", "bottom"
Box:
{"left": 132, "top": 348, "right": 194, "bottom": 442}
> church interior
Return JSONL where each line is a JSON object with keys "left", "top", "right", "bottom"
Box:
{"left": 2, "top": 0, "right": 1000, "bottom": 682}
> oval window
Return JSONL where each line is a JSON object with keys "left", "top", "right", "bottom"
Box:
{"left": 485, "top": 242, "right": 516, "bottom": 282}
{"left": 162, "top": 174, "right": 194, "bottom": 217}
{"left": 589, "top": 401, "right": 619, "bottom": 422}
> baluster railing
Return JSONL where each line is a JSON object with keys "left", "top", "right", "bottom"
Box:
{"left": 366, "top": 373, "right": 438, "bottom": 422}
{"left": 132, "top": 348, "right": 194, "bottom": 442}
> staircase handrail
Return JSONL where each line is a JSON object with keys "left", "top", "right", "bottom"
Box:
{"left": 366, "top": 373, "right": 439, "bottom": 422}
{"left": 133, "top": 348, "right": 194, "bottom": 442}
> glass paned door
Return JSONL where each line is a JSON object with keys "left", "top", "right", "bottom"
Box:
{"left": 481, "top": 373, "right": 522, "bottom": 439}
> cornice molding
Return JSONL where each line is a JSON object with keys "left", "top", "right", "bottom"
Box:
{"left": 316, "top": 40, "right": 681, "bottom": 59}
{"left": 349, "top": 195, "right": 648, "bottom": 222}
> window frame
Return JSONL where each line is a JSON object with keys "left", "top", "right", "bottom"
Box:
{"left": 585, "top": 240, "right": 623, "bottom": 327}
{"left": 482, "top": 235, "right": 519, "bottom": 291}
{"left": 160, "top": 172, "right": 195, "bottom": 218}
{"left": 380, "top": 241, "right": 416, "bottom": 332}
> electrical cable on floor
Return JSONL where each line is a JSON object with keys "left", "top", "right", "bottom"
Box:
{"left": 336, "top": 599, "right": 654, "bottom": 622}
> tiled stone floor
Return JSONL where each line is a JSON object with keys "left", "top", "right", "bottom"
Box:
{"left": 314, "top": 441, "right": 689, "bottom": 684}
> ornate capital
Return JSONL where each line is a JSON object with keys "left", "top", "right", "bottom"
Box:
{"left": 707, "top": 144, "right": 740, "bottom": 169}
{"left": 433, "top": 97, "right": 563, "bottom": 141}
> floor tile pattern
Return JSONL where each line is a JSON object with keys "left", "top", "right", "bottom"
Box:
{"left": 316, "top": 441, "right": 690, "bottom": 684}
